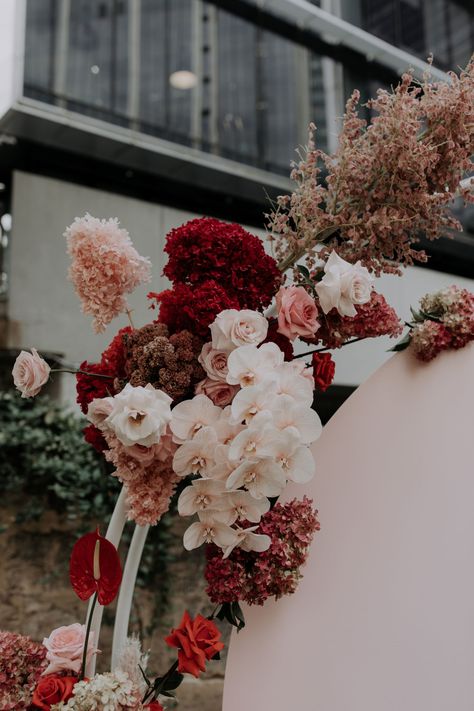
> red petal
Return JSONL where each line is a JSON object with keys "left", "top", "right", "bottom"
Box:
{"left": 69, "top": 531, "right": 122, "bottom": 605}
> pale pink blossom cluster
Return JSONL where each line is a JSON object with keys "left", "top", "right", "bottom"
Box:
{"left": 270, "top": 60, "right": 474, "bottom": 277}
{"left": 170, "top": 309, "right": 321, "bottom": 558}
{"left": 87, "top": 384, "right": 178, "bottom": 525}
{"left": 42, "top": 623, "right": 97, "bottom": 676}
{"left": 65, "top": 214, "right": 151, "bottom": 333}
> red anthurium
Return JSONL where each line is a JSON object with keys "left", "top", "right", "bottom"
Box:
{"left": 69, "top": 529, "right": 122, "bottom": 605}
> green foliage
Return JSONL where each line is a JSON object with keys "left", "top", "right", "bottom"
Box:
{"left": 0, "top": 391, "right": 119, "bottom": 523}
{"left": 0, "top": 391, "right": 176, "bottom": 622}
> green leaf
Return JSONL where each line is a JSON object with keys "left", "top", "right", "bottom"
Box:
{"left": 410, "top": 306, "right": 424, "bottom": 323}
{"left": 388, "top": 332, "right": 412, "bottom": 352}
{"left": 297, "top": 264, "right": 310, "bottom": 279}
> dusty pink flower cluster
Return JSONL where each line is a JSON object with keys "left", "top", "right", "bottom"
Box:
{"left": 65, "top": 214, "right": 151, "bottom": 333}
{"left": 0, "top": 630, "right": 47, "bottom": 710}
{"left": 205, "top": 497, "right": 319, "bottom": 606}
{"left": 410, "top": 286, "right": 474, "bottom": 361}
{"left": 103, "top": 432, "right": 179, "bottom": 525}
{"left": 269, "top": 60, "right": 474, "bottom": 277}
{"left": 314, "top": 291, "right": 403, "bottom": 349}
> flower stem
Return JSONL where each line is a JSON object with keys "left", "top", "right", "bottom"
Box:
{"left": 51, "top": 368, "right": 114, "bottom": 379}
{"left": 293, "top": 336, "right": 365, "bottom": 359}
{"left": 125, "top": 308, "right": 136, "bottom": 330}
{"left": 80, "top": 591, "right": 97, "bottom": 681}
{"left": 143, "top": 659, "right": 179, "bottom": 704}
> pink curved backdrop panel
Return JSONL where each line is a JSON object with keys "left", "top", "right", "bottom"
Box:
{"left": 223, "top": 346, "right": 474, "bottom": 711}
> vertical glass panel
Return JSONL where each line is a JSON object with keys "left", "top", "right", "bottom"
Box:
{"left": 259, "top": 32, "right": 304, "bottom": 172}
{"left": 423, "top": 0, "right": 450, "bottom": 66}
{"left": 140, "top": 0, "right": 193, "bottom": 141}
{"left": 24, "top": 0, "right": 56, "bottom": 92}
{"left": 399, "top": 0, "right": 425, "bottom": 54}
{"left": 216, "top": 11, "right": 258, "bottom": 163}
{"left": 448, "top": 3, "right": 472, "bottom": 69}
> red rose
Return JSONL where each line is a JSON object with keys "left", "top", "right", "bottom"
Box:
{"left": 145, "top": 703, "right": 164, "bottom": 710}
{"left": 165, "top": 611, "right": 224, "bottom": 678}
{"left": 312, "top": 352, "right": 335, "bottom": 392}
{"left": 31, "top": 674, "right": 76, "bottom": 709}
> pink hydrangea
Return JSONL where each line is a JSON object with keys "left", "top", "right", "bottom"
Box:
{"left": 205, "top": 497, "right": 320, "bottom": 606}
{"left": 65, "top": 214, "right": 151, "bottom": 333}
{"left": 0, "top": 630, "right": 47, "bottom": 710}
{"left": 103, "top": 432, "right": 179, "bottom": 525}
{"left": 411, "top": 320, "right": 452, "bottom": 361}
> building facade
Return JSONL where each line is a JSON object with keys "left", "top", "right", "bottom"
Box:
{"left": 0, "top": 0, "right": 473, "bottom": 400}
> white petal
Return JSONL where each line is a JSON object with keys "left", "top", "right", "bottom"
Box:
{"left": 183, "top": 522, "right": 206, "bottom": 550}
{"left": 286, "top": 446, "right": 316, "bottom": 483}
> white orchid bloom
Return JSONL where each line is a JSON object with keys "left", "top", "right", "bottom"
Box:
{"left": 170, "top": 394, "right": 221, "bottom": 443}
{"left": 226, "top": 342, "right": 284, "bottom": 388}
{"left": 222, "top": 525, "right": 271, "bottom": 559}
{"left": 183, "top": 513, "right": 239, "bottom": 551}
{"left": 274, "top": 363, "right": 314, "bottom": 407}
{"left": 177, "top": 479, "right": 228, "bottom": 517}
{"left": 226, "top": 458, "right": 286, "bottom": 499}
{"left": 230, "top": 382, "right": 278, "bottom": 424}
{"left": 228, "top": 413, "right": 280, "bottom": 461}
{"left": 271, "top": 394, "right": 322, "bottom": 444}
{"left": 226, "top": 490, "right": 270, "bottom": 522}
{"left": 260, "top": 432, "right": 316, "bottom": 484}
{"left": 172, "top": 426, "right": 218, "bottom": 476}
{"left": 207, "top": 444, "right": 238, "bottom": 481}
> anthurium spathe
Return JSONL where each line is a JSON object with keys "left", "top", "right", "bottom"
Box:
{"left": 69, "top": 529, "right": 122, "bottom": 605}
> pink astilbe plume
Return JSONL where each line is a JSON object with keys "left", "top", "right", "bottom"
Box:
{"left": 65, "top": 214, "right": 151, "bottom": 333}
{"left": 270, "top": 58, "right": 474, "bottom": 277}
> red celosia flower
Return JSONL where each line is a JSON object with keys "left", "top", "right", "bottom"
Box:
{"left": 162, "top": 217, "right": 281, "bottom": 310}
{"left": 145, "top": 703, "right": 164, "bottom": 710}
{"left": 31, "top": 675, "right": 76, "bottom": 710}
{"left": 164, "top": 611, "right": 224, "bottom": 678}
{"left": 69, "top": 530, "right": 122, "bottom": 605}
{"left": 205, "top": 497, "right": 320, "bottom": 606}
{"left": 149, "top": 281, "right": 240, "bottom": 337}
{"left": 312, "top": 352, "right": 335, "bottom": 392}
{"left": 76, "top": 327, "right": 131, "bottom": 415}
{"left": 83, "top": 424, "right": 108, "bottom": 453}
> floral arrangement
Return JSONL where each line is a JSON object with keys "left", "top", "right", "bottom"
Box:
{"left": 6, "top": 59, "right": 474, "bottom": 708}
{"left": 392, "top": 285, "right": 474, "bottom": 361}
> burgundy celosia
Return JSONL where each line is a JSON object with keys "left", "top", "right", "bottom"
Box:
{"left": 76, "top": 327, "right": 131, "bottom": 418}
{"left": 162, "top": 217, "right": 281, "bottom": 310}
{"left": 0, "top": 630, "right": 47, "bottom": 710}
{"left": 149, "top": 280, "right": 240, "bottom": 337}
{"left": 205, "top": 497, "right": 320, "bottom": 606}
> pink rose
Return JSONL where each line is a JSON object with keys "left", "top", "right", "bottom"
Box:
{"left": 195, "top": 378, "right": 239, "bottom": 408}
{"left": 12, "top": 348, "right": 51, "bottom": 398}
{"left": 42, "top": 623, "right": 96, "bottom": 676}
{"left": 87, "top": 396, "right": 114, "bottom": 428}
{"left": 198, "top": 343, "right": 229, "bottom": 382}
{"left": 276, "top": 286, "right": 320, "bottom": 341}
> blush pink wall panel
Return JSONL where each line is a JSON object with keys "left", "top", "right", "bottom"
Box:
{"left": 223, "top": 345, "right": 474, "bottom": 711}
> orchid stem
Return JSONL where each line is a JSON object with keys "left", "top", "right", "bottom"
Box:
{"left": 293, "top": 336, "right": 365, "bottom": 359}
{"left": 80, "top": 591, "right": 98, "bottom": 681}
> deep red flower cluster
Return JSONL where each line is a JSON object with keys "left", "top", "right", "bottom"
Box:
{"left": 264, "top": 318, "right": 294, "bottom": 361}
{"left": 162, "top": 217, "right": 281, "bottom": 308}
{"left": 315, "top": 291, "right": 403, "bottom": 349}
{"left": 76, "top": 327, "right": 131, "bottom": 451}
{"left": 205, "top": 497, "right": 320, "bottom": 606}
{"left": 149, "top": 218, "right": 281, "bottom": 335}
{"left": 149, "top": 281, "right": 240, "bottom": 338}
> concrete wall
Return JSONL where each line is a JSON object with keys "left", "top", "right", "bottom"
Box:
{"left": 8, "top": 169, "right": 474, "bottom": 402}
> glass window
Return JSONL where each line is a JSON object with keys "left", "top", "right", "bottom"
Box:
{"left": 24, "top": 0, "right": 56, "bottom": 93}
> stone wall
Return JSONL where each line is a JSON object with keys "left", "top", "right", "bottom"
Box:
{"left": 0, "top": 497, "right": 228, "bottom": 710}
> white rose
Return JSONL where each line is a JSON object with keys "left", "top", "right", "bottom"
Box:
{"left": 315, "top": 251, "right": 373, "bottom": 317}
{"left": 105, "top": 383, "right": 172, "bottom": 447}
{"left": 210, "top": 309, "right": 268, "bottom": 350}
